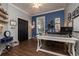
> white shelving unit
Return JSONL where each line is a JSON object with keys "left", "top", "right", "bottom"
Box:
{"left": 0, "top": 18, "right": 8, "bottom": 23}
{"left": 0, "top": 4, "right": 8, "bottom": 23}
{"left": 0, "top": 3, "right": 8, "bottom": 55}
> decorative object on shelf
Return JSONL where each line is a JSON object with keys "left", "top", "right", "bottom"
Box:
{"left": 0, "top": 23, "right": 4, "bottom": 33}
{"left": 0, "top": 4, "right": 8, "bottom": 15}
{"left": 0, "top": 7, "right": 8, "bottom": 15}
{"left": 0, "top": 3, "right": 8, "bottom": 23}
{"left": 0, "top": 18, "right": 8, "bottom": 23}
{"left": 10, "top": 20, "right": 16, "bottom": 29}
{"left": 0, "top": 11, "right": 8, "bottom": 19}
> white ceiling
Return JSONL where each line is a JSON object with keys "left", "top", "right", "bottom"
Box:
{"left": 13, "top": 3, "right": 67, "bottom": 16}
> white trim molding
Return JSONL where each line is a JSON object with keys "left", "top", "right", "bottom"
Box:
{"left": 8, "top": 3, "right": 31, "bottom": 16}
{"left": 32, "top": 8, "right": 64, "bottom": 16}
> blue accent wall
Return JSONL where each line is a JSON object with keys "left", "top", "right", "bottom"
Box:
{"left": 32, "top": 10, "right": 64, "bottom": 37}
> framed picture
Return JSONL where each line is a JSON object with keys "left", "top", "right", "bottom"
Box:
{"left": 10, "top": 20, "right": 16, "bottom": 26}
{"left": 10, "top": 20, "right": 16, "bottom": 29}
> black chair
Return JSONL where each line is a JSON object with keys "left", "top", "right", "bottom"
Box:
{"left": 0, "top": 31, "right": 13, "bottom": 53}
{"left": 0, "top": 31, "right": 13, "bottom": 44}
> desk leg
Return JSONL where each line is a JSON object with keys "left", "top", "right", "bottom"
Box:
{"left": 39, "top": 40, "right": 42, "bottom": 48}
{"left": 36, "top": 39, "right": 42, "bottom": 52}
{"left": 72, "top": 43, "right": 75, "bottom": 56}
{"left": 68, "top": 43, "right": 71, "bottom": 55}
{"left": 36, "top": 39, "right": 40, "bottom": 52}
{"left": 68, "top": 43, "right": 75, "bottom": 56}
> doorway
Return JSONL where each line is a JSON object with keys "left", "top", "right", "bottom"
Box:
{"left": 18, "top": 18, "right": 28, "bottom": 42}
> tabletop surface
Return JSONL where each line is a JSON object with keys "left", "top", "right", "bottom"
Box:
{"left": 36, "top": 35, "right": 79, "bottom": 43}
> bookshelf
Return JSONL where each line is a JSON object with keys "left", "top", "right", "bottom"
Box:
{"left": 0, "top": 4, "right": 8, "bottom": 23}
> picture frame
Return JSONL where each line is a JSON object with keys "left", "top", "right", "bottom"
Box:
{"left": 10, "top": 20, "right": 16, "bottom": 29}
{"left": 10, "top": 20, "right": 16, "bottom": 26}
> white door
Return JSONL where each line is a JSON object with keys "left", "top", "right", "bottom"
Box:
{"left": 36, "top": 16, "right": 45, "bottom": 36}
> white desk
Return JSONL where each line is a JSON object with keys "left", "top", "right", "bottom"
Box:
{"left": 36, "top": 35, "right": 79, "bottom": 56}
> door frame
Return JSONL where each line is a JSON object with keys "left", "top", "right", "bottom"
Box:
{"left": 18, "top": 18, "right": 28, "bottom": 42}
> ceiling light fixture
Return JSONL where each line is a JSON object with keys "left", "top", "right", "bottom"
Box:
{"left": 33, "top": 3, "right": 42, "bottom": 8}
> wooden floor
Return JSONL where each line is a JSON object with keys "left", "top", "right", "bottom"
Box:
{"left": 1, "top": 39, "right": 69, "bottom": 56}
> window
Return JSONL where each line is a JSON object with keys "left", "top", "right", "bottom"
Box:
{"left": 55, "top": 17, "right": 61, "bottom": 32}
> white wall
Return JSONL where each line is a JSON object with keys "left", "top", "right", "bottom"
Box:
{"left": 64, "top": 3, "right": 79, "bottom": 27}
{"left": 0, "top": 3, "right": 32, "bottom": 46}
{"left": 65, "top": 3, "right": 79, "bottom": 56}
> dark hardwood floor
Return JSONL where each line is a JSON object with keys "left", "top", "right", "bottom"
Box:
{"left": 1, "top": 39, "right": 69, "bottom": 56}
